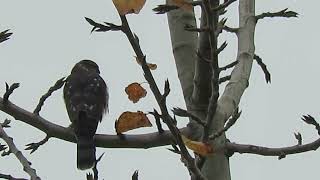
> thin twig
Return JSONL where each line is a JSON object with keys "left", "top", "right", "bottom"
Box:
{"left": 201, "top": 0, "right": 220, "bottom": 143}
{"left": 3, "top": 83, "right": 20, "bottom": 104}
{"left": 0, "top": 124, "right": 41, "bottom": 180}
{"left": 210, "top": 108, "right": 241, "bottom": 140}
{"left": 149, "top": 109, "right": 164, "bottom": 133}
{"left": 172, "top": 108, "right": 206, "bottom": 127}
{"left": 33, "top": 77, "right": 65, "bottom": 115}
{"left": 219, "top": 75, "right": 231, "bottom": 84}
{"left": 132, "top": 170, "right": 139, "bottom": 180}
{"left": 216, "top": 41, "right": 228, "bottom": 55}
{"left": 254, "top": 54, "right": 271, "bottom": 83}
{"left": 25, "top": 135, "right": 50, "bottom": 154}
{"left": 226, "top": 137, "right": 320, "bottom": 158}
{"left": 223, "top": 26, "right": 238, "bottom": 33}
{"left": 117, "top": 15, "right": 204, "bottom": 179}
{"left": 85, "top": 17, "right": 122, "bottom": 32}
{"left": 301, "top": 115, "right": 320, "bottom": 135}
{"left": 0, "top": 173, "right": 27, "bottom": 180}
{"left": 0, "top": 29, "right": 13, "bottom": 44}
{"left": 211, "top": 0, "right": 237, "bottom": 11}
{"left": 220, "top": 60, "right": 238, "bottom": 71}
{"left": 92, "top": 153, "right": 104, "bottom": 180}
{"left": 256, "top": 8, "right": 298, "bottom": 20}
{"left": 294, "top": 132, "right": 302, "bottom": 145}
{"left": 1, "top": 119, "right": 11, "bottom": 128}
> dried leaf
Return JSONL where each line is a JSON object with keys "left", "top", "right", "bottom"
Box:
{"left": 136, "top": 57, "right": 157, "bottom": 70}
{"left": 171, "top": 0, "right": 193, "bottom": 11}
{"left": 112, "top": 0, "right": 146, "bottom": 15}
{"left": 181, "top": 135, "right": 213, "bottom": 156}
{"left": 115, "top": 111, "right": 152, "bottom": 133}
{"left": 125, "top": 82, "right": 147, "bottom": 103}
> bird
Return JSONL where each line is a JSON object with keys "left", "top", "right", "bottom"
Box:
{"left": 63, "top": 60, "right": 108, "bottom": 170}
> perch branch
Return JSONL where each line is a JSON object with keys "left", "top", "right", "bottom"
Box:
{"left": 0, "top": 96, "right": 191, "bottom": 148}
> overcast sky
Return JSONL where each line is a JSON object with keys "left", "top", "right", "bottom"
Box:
{"left": 0, "top": 0, "right": 320, "bottom": 180}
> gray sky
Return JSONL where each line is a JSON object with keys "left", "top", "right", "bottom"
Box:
{"left": 0, "top": 0, "right": 320, "bottom": 179}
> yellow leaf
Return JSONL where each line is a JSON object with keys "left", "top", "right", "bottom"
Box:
{"left": 181, "top": 135, "right": 213, "bottom": 156}
{"left": 125, "top": 82, "right": 147, "bottom": 103}
{"left": 115, "top": 111, "right": 152, "bottom": 133}
{"left": 112, "top": 0, "right": 146, "bottom": 15}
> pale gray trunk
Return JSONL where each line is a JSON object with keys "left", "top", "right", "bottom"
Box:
{"left": 166, "top": 0, "right": 256, "bottom": 180}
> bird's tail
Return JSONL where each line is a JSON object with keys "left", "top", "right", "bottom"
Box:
{"left": 77, "top": 136, "right": 96, "bottom": 170}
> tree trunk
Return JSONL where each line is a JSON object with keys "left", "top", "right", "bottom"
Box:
{"left": 167, "top": 0, "right": 256, "bottom": 179}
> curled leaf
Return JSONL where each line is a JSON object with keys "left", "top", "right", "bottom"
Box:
{"left": 136, "top": 57, "right": 157, "bottom": 70}
{"left": 125, "top": 82, "right": 147, "bottom": 103}
{"left": 181, "top": 135, "right": 213, "bottom": 156}
{"left": 112, "top": 0, "right": 146, "bottom": 15}
{"left": 115, "top": 111, "right": 152, "bottom": 133}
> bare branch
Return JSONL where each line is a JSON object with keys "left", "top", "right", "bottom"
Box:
{"left": 254, "top": 54, "right": 271, "bottom": 83}
{"left": 33, "top": 77, "right": 65, "bottom": 115}
{"left": 256, "top": 8, "right": 298, "bottom": 20}
{"left": 0, "top": 29, "right": 13, "bottom": 44}
{"left": 219, "top": 60, "right": 238, "bottom": 71}
{"left": 216, "top": 41, "right": 228, "bottom": 55}
{"left": 153, "top": 1, "right": 202, "bottom": 14}
{"left": 25, "top": 135, "right": 50, "bottom": 154}
{"left": 294, "top": 132, "right": 302, "bottom": 145}
{"left": 153, "top": 5, "right": 179, "bottom": 14}
{"left": 223, "top": 25, "right": 238, "bottom": 33}
{"left": 3, "top": 83, "right": 20, "bottom": 104}
{"left": 92, "top": 153, "right": 104, "bottom": 180}
{"left": 0, "top": 97, "right": 192, "bottom": 148}
{"left": 132, "top": 170, "right": 139, "bottom": 180}
{"left": 0, "top": 124, "right": 41, "bottom": 180}
{"left": 211, "top": 0, "right": 237, "bottom": 11}
{"left": 85, "top": 17, "right": 122, "bottom": 33}
{"left": 219, "top": 75, "right": 231, "bottom": 84}
{"left": 149, "top": 109, "right": 164, "bottom": 133}
{"left": 301, "top": 115, "right": 320, "bottom": 135}
{"left": 172, "top": 107, "right": 206, "bottom": 127}
{"left": 201, "top": 0, "right": 220, "bottom": 143}
{"left": 210, "top": 108, "right": 241, "bottom": 140}
{"left": 0, "top": 173, "right": 27, "bottom": 180}
{"left": 226, "top": 137, "right": 320, "bottom": 158}
{"left": 1, "top": 119, "right": 11, "bottom": 128}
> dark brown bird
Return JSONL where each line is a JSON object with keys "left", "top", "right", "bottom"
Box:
{"left": 63, "top": 60, "right": 108, "bottom": 170}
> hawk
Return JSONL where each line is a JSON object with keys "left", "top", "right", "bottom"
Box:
{"left": 63, "top": 60, "right": 108, "bottom": 170}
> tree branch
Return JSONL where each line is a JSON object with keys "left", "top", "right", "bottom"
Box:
{"left": 225, "top": 138, "right": 320, "bottom": 158}
{"left": 256, "top": 8, "right": 298, "bottom": 20}
{"left": 33, "top": 77, "right": 65, "bottom": 115}
{"left": 0, "top": 29, "right": 13, "bottom": 44}
{"left": 0, "top": 124, "right": 40, "bottom": 180}
{"left": 0, "top": 173, "right": 27, "bottom": 180}
{"left": 3, "top": 83, "right": 20, "bottom": 104}
{"left": 0, "top": 96, "right": 193, "bottom": 148}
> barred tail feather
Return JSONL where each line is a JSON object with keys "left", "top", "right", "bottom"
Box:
{"left": 77, "top": 136, "right": 96, "bottom": 170}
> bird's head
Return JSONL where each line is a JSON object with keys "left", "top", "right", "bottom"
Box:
{"left": 71, "top": 60, "right": 100, "bottom": 74}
